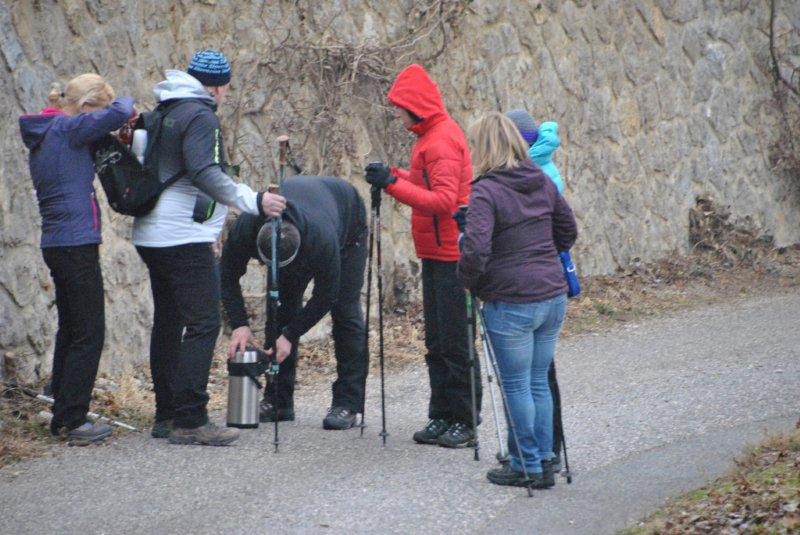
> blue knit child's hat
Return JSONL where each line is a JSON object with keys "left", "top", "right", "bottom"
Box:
{"left": 505, "top": 109, "right": 539, "bottom": 145}
{"left": 187, "top": 49, "right": 231, "bottom": 87}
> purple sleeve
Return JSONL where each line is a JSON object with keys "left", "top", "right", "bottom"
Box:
{"left": 552, "top": 192, "right": 578, "bottom": 251}
{"left": 457, "top": 184, "right": 495, "bottom": 290}
{"left": 64, "top": 96, "right": 134, "bottom": 147}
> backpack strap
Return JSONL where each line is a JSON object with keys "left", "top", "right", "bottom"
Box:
{"left": 141, "top": 99, "right": 206, "bottom": 184}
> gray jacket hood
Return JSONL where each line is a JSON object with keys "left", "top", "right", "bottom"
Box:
{"left": 153, "top": 70, "right": 215, "bottom": 103}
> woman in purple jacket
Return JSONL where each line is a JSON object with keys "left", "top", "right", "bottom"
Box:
{"left": 458, "top": 112, "right": 578, "bottom": 488}
{"left": 19, "top": 74, "right": 134, "bottom": 444}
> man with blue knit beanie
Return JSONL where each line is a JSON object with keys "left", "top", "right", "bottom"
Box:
{"left": 188, "top": 49, "right": 232, "bottom": 87}
{"left": 134, "top": 49, "right": 287, "bottom": 446}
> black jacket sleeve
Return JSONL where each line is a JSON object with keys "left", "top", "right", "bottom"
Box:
{"left": 281, "top": 235, "right": 341, "bottom": 344}
{"left": 220, "top": 215, "right": 261, "bottom": 330}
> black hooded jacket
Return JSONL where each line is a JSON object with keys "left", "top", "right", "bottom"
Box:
{"left": 220, "top": 175, "right": 366, "bottom": 343}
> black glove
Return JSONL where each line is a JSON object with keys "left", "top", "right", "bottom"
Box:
{"left": 364, "top": 161, "right": 395, "bottom": 189}
{"left": 453, "top": 205, "right": 468, "bottom": 234}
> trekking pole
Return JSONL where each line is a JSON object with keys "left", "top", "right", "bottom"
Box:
{"left": 371, "top": 184, "right": 389, "bottom": 445}
{"left": 474, "top": 302, "right": 508, "bottom": 464}
{"left": 264, "top": 135, "right": 291, "bottom": 453}
{"left": 465, "top": 291, "right": 480, "bottom": 462}
{"left": 359, "top": 196, "right": 376, "bottom": 438}
{"left": 551, "top": 362, "right": 573, "bottom": 483}
{"left": 474, "top": 300, "right": 534, "bottom": 497}
{"left": 2, "top": 382, "right": 139, "bottom": 432}
{"left": 276, "top": 135, "right": 302, "bottom": 175}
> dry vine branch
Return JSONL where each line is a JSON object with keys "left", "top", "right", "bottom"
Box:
{"left": 769, "top": 0, "right": 800, "bottom": 98}
{"left": 767, "top": 0, "right": 800, "bottom": 181}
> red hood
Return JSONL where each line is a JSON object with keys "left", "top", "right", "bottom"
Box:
{"left": 387, "top": 64, "right": 446, "bottom": 135}
{"left": 40, "top": 106, "right": 65, "bottom": 116}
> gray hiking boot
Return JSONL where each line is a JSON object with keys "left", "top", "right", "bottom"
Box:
{"left": 322, "top": 406, "right": 357, "bottom": 430}
{"left": 540, "top": 459, "right": 557, "bottom": 488}
{"left": 486, "top": 464, "right": 550, "bottom": 489}
{"left": 151, "top": 419, "right": 173, "bottom": 439}
{"left": 67, "top": 422, "right": 112, "bottom": 445}
{"left": 413, "top": 418, "right": 449, "bottom": 444}
{"left": 259, "top": 400, "right": 295, "bottom": 423}
{"left": 437, "top": 421, "right": 476, "bottom": 448}
{"left": 549, "top": 454, "right": 562, "bottom": 474}
{"left": 168, "top": 422, "right": 239, "bottom": 446}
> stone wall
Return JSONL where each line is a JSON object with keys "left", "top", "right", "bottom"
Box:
{"left": 1, "top": 0, "right": 799, "bottom": 379}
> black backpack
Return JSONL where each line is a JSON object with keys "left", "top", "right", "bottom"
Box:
{"left": 92, "top": 101, "right": 187, "bottom": 216}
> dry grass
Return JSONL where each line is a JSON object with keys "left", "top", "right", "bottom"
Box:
{"left": 0, "top": 384, "right": 51, "bottom": 468}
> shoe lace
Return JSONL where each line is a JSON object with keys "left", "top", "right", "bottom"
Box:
{"left": 426, "top": 419, "right": 447, "bottom": 433}
{"left": 448, "top": 422, "right": 469, "bottom": 438}
{"left": 328, "top": 406, "right": 350, "bottom": 418}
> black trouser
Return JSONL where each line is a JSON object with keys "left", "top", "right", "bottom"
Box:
{"left": 136, "top": 243, "right": 221, "bottom": 429}
{"left": 421, "top": 259, "right": 482, "bottom": 427}
{"left": 550, "top": 361, "right": 563, "bottom": 457}
{"left": 41, "top": 245, "right": 105, "bottom": 433}
{"left": 265, "top": 232, "right": 369, "bottom": 412}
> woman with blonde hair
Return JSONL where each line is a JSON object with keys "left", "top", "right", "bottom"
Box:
{"left": 458, "top": 112, "right": 578, "bottom": 488}
{"left": 19, "top": 73, "right": 135, "bottom": 445}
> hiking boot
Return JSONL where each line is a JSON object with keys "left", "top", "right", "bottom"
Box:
{"left": 259, "top": 400, "right": 295, "bottom": 423}
{"left": 151, "top": 419, "right": 173, "bottom": 439}
{"left": 323, "top": 406, "right": 357, "bottom": 430}
{"left": 486, "top": 464, "right": 550, "bottom": 488}
{"left": 67, "top": 422, "right": 112, "bottom": 446}
{"left": 549, "top": 455, "right": 562, "bottom": 474}
{"left": 412, "top": 419, "right": 449, "bottom": 444}
{"left": 437, "top": 421, "right": 476, "bottom": 448}
{"left": 541, "top": 459, "right": 556, "bottom": 488}
{"left": 168, "top": 422, "right": 239, "bottom": 446}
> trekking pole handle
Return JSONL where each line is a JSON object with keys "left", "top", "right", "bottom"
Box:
{"left": 275, "top": 134, "right": 293, "bottom": 194}
{"left": 277, "top": 135, "right": 289, "bottom": 166}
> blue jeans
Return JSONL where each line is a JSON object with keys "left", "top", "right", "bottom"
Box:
{"left": 483, "top": 294, "right": 567, "bottom": 473}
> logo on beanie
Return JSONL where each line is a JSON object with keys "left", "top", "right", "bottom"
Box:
{"left": 187, "top": 49, "right": 232, "bottom": 87}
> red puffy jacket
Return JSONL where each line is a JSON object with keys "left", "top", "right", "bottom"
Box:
{"left": 385, "top": 64, "right": 472, "bottom": 261}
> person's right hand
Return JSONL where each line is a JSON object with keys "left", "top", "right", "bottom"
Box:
{"left": 228, "top": 326, "right": 255, "bottom": 359}
{"left": 364, "top": 162, "right": 395, "bottom": 189}
{"left": 261, "top": 192, "right": 286, "bottom": 218}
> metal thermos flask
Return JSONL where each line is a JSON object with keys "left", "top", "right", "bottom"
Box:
{"left": 226, "top": 349, "right": 260, "bottom": 428}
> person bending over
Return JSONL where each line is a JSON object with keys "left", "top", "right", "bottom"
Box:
{"left": 221, "top": 175, "right": 369, "bottom": 431}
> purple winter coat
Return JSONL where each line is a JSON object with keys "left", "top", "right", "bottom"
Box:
{"left": 458, "top": 158, "right": 577, "bottom": 303}
{"left": 19, "top": 97, "right": 134, "bottom": 248}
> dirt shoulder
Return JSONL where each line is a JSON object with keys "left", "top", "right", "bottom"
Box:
{"left": 619, "top": 421, "right": 800, "bottom": 534}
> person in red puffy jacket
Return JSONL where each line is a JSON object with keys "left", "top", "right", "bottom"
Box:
{"left": 365, "top": 63, "right": 481, "bottom": 448}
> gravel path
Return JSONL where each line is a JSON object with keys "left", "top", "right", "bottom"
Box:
{"left": 1, "top": 292, "right": 798, "bottom": 534}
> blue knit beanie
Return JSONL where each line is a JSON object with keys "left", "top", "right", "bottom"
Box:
{"left": 187, "top": 49, "right": 231, "bottom": 87}
{"left": 505, "top": 109, "right": 539, "bottom": 145}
